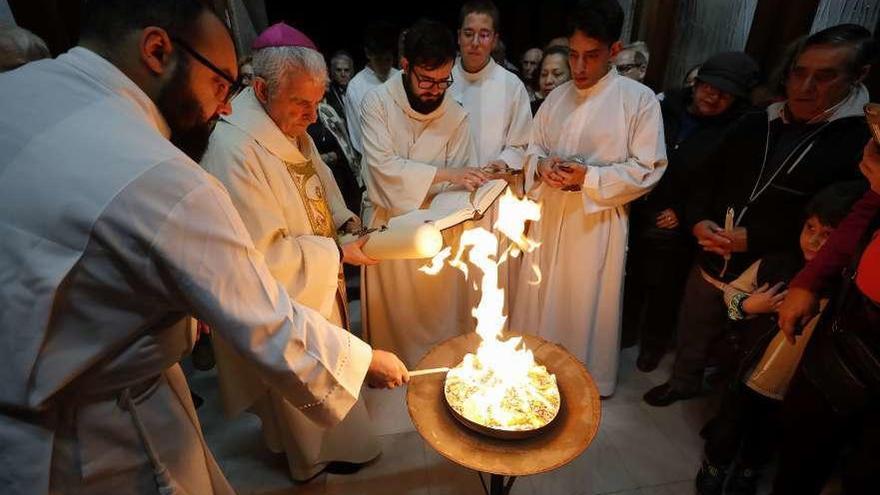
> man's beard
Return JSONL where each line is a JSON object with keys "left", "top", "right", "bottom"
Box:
{"left": 403, "top": 73, "right": 444, "bottom": 115}
{"left": 157, "top": 59, "right": 218, "bottom": 162}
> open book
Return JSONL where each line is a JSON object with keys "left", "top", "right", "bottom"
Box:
{"left": 388, "top": 179, "right": 509, "bottom": 231}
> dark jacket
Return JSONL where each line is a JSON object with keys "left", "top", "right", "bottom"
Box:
{"left": 631, "top": 87, "right": 750, "bottom": 240}
{"left": 687, "top": 92, "right": 870, "bottom": 282}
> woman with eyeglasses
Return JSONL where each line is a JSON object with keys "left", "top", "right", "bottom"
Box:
{"left": 625, "top": 51, "right": 761, "bottom": 376}
{"left": 531, "top": 45, "right": 571, "bottom": 115}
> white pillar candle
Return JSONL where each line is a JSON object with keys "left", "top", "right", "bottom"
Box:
{"left": 343, "top": 223, "right": 444, "bottom": 260}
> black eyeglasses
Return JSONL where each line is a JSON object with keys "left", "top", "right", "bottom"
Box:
{"left": 171, "top": 37, "right": 244, "bottom": 103}
{"left": 412, "top": 69, "right": 454, "bottom": 90}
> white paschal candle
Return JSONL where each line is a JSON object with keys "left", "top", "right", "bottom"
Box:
{"left": 360, "top": 222, "right": 444, "bottom": 260}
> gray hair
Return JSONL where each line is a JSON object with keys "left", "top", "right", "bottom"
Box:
{"left": 0, "top": 25, "right": 50, "bottom": 72}
{"left": 330, "top": 51, "right": 353, "bottom": 66}
{"left": 252, "top": 46, "right": 327, "bottom": 96}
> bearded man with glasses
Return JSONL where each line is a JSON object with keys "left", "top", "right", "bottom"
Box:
{"left": 0, "top": 2, "right": 407, "bottom": 493}
{"left": 360, "top": 19, "right": 488, "bottom": 368}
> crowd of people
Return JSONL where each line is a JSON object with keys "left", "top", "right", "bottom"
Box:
{"left": 0, "top": 0, "right": 878, "bottom": 494}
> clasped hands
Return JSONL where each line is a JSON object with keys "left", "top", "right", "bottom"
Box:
{"left": 693, "top": 220, "right": 747, "bottom": 257}
{"left": 536, "top": 156, "right": 586, "bottom": 190}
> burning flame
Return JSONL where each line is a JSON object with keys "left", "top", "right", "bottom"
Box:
{"left": 418, "top": 246, "right": 451, "bottom": 275}
{"left": 421, "top": 189, "right": 556, "bottom": 429}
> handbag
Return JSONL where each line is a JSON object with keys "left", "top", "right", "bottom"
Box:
{"left": 802, "top": 259, "right": 880, "bottom": 414}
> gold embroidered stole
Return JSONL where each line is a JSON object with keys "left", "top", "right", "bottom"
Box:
{"left": 283, "top": 158, "right": 351, "bottom": 330}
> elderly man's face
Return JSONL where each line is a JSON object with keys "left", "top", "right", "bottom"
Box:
{"left": 458, "top": 12, "right": 497, "bottom": 72}
{"left": 614, "top": 49, "right": 646, "bottom": 82}
{"left": 259, "top": 72, "right": 325, "bottom": 138}
{"left": 521, "top": 48, "right": 542, "bottom": 80}
{"left": 786, "top": 44, "right": 859, "bottom": 122}
{"left": 331, "top": 57, "right": 353, "bottom": 87}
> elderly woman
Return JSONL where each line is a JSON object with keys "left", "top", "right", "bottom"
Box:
{"left": 624, "top": 51, "right": 761, "bottom": 374}
{"left": 200, "top": 23, "right": 389, "bottom": 481}
{"left": 531, "top": 45, "right": 570, "bottom": 114}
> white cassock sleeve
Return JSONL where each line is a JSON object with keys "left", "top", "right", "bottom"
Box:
{"left": 305, "top": 136, "right": 358, "bottom": 228}
{"left": 523, "top": 100, "right": 554, "bottom": 191}
{"left": 579, "top": 92, "right": 667, "bottom": 214}
{"left": 201, "top": 138, "right": 341, "bottom": 312}
{"left": 360, "top": 91, "right": 439, "bottom": 217}
{"left": 151, "top": 178, "right": 372, "bottom": 427}
{"left": 496, "top": 81, "right": 532, "bottom": 170}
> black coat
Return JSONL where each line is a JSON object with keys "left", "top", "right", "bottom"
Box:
{"left": 630, "top": 88, "right": 749, "bottom": 246}
{"left": 687, "top": 107, "right": 869, "bottom": 282}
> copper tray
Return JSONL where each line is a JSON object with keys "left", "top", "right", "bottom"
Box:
{"left": 407, "top": 333, "right": 601, "bottom": 477}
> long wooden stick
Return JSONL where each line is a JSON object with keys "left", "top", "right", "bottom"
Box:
{"left": 408, "top": 367, "right": 450, "bottom": 377}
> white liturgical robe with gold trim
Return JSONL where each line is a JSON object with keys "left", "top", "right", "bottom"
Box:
{"left": 201, "top": 88, "right": 379, "bottom": 481}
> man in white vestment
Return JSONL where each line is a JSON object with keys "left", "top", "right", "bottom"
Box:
{"left": 0, "top": 2, "right": 407, "bottom": 494}
{"left": 344, "top": 21, "right": 399, "bottom": 157}
{"left": 510, "top": 0, "right": 667, "bottom": 397}
{"left": 201, "top": 24, "right": 381, "bottom": 481}
{"left": 448, "top": 0, "right": 533, "bottom": 314}
{"left": 360, "top": 19, "right": 489, "bottom": 367}
{"left": 450, "top": 0, "right": 531, "bottom": 174}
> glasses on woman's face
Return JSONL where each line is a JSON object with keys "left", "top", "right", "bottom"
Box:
{"left": 411, "top": 69, "right": 454, "bottom": 90}
{"left": 171, "top": 37, "right": 244, "bottom": 103}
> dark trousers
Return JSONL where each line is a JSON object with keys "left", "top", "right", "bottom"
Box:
{"left": 704, "top": 384, "right": 779, "bottom": 469}
{"left": 772, "top": 370, "right": 880, "bottom": 495}
{"left": 622, "top": 231, "right": 692, "bottom": 352}
{"left": 669, "top": 264, "right": 728, "bottom": 393}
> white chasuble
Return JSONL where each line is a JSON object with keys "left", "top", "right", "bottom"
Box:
{"left": 0, "top": 48, "right": 372, "bottom": 495}
{"left": 360, "top": 74, "right": 479, "bottom": 367}
{"left": 201, "top": 88, "right": 379, "bottom": 481}
{"left": 509, "top": 72, "right": 667, "bottom": 396}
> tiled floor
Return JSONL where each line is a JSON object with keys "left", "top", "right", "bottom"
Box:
{"left": 188, "top": 291, "right": 784, "bottom": 495}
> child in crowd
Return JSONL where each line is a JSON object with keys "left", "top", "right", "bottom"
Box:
{"left": 695, "top": 181, "right": 866, "bottom": 495}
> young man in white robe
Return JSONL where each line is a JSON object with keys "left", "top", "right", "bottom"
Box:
{"left": 200, "top": 25, "right": 382, "bottom": 481}
{"left": 449, "top": 0, "right": 533, "bottom": 313}
{"left": 344, "top": 22, "right": 399, "bottom": 158}
{"left": 510, "top": 0, "right": 667, "bottom": 397}
{"left": 360, "top": 19, "right": 489, "bottom": 367}
{"left": 0, "top": 3, "right": 407, "bottom": 494}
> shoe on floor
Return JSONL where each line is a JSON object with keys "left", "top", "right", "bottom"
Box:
{"left": 695, "top": 459, "right": 727, "bottom": 495}
{"left": 725, "top": 466, "right": 759, "bottom": 495}
{"left": 642, "top": 382, "right": 699, "bottom": 407}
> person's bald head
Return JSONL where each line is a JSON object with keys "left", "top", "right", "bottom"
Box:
{"left": 0, "top": 25, "right": 50, "bottom": 73}
{"left": 79, "top": 0, "right": 238, "bottom": 161}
